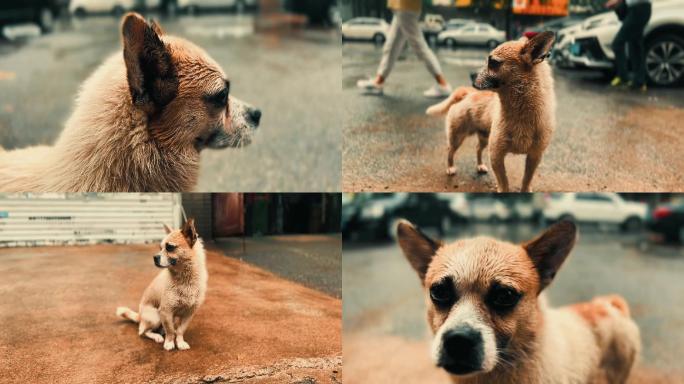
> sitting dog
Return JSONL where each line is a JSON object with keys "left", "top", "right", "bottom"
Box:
{"left": 426, "top": 32, "right": 556, "bottom": 192}
{"left": 116, "top": 218, "right": 207, "bottom": 351}
{"left": 0, "top": 13, "right": 260, "bottom": 192}
{"left": 397, "top": 219, "right": 640, "bottom": 383}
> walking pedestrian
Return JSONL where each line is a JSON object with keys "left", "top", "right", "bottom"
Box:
{"left": 356, "top": 0, "right": 452, "bottom": 98}
{"left": 605, "top": 0, "right": 652, "bottom": 91}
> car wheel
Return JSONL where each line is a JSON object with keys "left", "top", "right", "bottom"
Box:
{"left": 74, "top": 7, "right": 87, "bottom": 17}
{"left": 645, "top": 34, "right": 684, "bottom": 86}
{"left": 112, "top": 5, "right": 124, "bottom": 16}
{"left": 622, "top": 216, "right": 642, "bottom": 232}
{"left": 37, "top": 8, "right": 55, "bottom": 33}
{"left": 373, "top": 33, "right": 385, "bottom": 45}
{"left": 446, "top": 38, "right": 456, "bottom": 48}
{"left": 487, "top": 40, "right": 498, "bottom": 49}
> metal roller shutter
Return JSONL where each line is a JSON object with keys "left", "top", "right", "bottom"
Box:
{"left": 0, "top": 193, "right": 182, "bottom": 248}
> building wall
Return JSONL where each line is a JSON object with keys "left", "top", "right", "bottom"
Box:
{"left": 0, "top": 193, "right": 179, "bottom": 248}
{"left": 180, "top": 193, "right": 214, "bottom": 240}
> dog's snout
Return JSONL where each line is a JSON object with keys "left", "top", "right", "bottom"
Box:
{"left": 249, "top": 108, "right": 261, "bottom": 125}
{"left": 153, "top": 254, "right": 161, "bottom": 265}
{"left": 441, "top": 326, "right": 484, "bottom": 374}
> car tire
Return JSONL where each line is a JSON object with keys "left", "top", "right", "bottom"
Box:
{"left": 37, "top": 7, "right": 55, "bottom": 33}
{"left": 446, "top": 38, "right": 456, "bottom": 48}
{"left": 487, "top": 40, "right": 498, "bottom": 49}
{"left": 645, "top": 33, "right": 684, "bottom": 86}
{"left": 622, "top": 216, "right": 642, "bottom": 232}
{"left": 373, "top": 33, "right": 385, "bottom": 45}
{"left": 74, "top": 7, "right": 87, "bottom": 18}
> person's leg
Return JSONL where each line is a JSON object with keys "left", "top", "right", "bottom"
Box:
{"left": 396, "top": 11, "right": 449, "bottom": 87}
{"left": 611, "top": 17, "right": 631, "bottom": 85}
{"left": 376, "top": 13, "right": 407, "bottom": 83}
{"left": 631, "top": 4, "right": 652, "bottom": 88}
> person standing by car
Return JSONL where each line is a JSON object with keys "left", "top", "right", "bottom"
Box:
{"left": 605, "top": 0, "right": 652, "bottom": 91}
{"left": 356, "top": 0, "right": 452, "bottom": 98}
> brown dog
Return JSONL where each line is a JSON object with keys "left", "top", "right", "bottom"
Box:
{"left": 117, "top": 218, "right": 207, "bottom": 351}
{"left": 397, "top": 220, "right": 640, "bottom": 383}
{"left": 0, "top": 13, "right": 260, "bottom": 192}
{"left": 427, "top": 32, "right": 556, "bottom": 192}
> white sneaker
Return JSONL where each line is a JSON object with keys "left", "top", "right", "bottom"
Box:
{"left": 423, "top": 83, "right": 452, "bottom": 98}
{"left": 357, "top": 77, "right": 383, "bottom": 95}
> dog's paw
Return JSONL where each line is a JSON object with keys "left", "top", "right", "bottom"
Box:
{"left": 151, "top": 333, "right": 164, "bottom": 343}
{"left": 176, "top": 340, "right": 191, "bottom": 350}
{"left": 477, "top": 164, "right": 488, "bottom": 174}
{"left": 446, "top": 167, "right": 457, "bottom": 176}
{"left": 163, "top": 340, "right": 175, "bottom": 351}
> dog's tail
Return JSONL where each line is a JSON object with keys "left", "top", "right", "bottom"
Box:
{"left": 426, "top": 86, "right": 475, "bottom": 116}
{"left": 116, "top": 306, "right": 140, "bottom": 323}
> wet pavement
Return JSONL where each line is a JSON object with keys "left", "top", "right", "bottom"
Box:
{"left": 342, "top": 43, "right": 684, "bottom": 192}
{"left": 215, "top": 234, "right": 342, "bottom": 298}
{"left": 342, "top": 223, "right": 684, "bottom": 383}
{"left": 0, "top": 15, "right": 341, "bottom": 192}
{"left": 0, "top": 244, "right": 341, "bottom": 383}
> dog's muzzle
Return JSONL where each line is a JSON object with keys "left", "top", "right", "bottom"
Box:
{"left": 153, "top": 254, "right": 175, "bottom": 268}
{"left": 438, "top": 326, "right": 485, "bottom": 375}
{"left": 204, "top": 98, "right": 261, "bottom": 149}
{"left": 472, "top": 71, "right": 500, "bottom": 90}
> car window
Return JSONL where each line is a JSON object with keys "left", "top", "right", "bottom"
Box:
{"left": 462, "top": 26, "right": 476, "bottom": 32}
{"left": 576, "top": 193, "right": 612, "bottom": 202}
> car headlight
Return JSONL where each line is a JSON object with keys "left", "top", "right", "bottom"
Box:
{"left": 361, "top": 204, "right": 385, "bottom": 219}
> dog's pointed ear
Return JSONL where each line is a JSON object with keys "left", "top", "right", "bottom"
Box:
{"left": 397, "top": 220, "right": 442, "bottom": 284}
{"left": 181, "top": 218, "right": 198, "bottom": 247}
{"left": 521, "top": 31, "right": 555, "bottom": 65}
{"left": 523, "top": 220, "right": 577, "bottom": 293}
{"left": 121, "top": 13, "right": 178, "bottom": 111}
{"left": 162, "top": 223, "right": 173, "bottom": 234}
{"left": 149, "top": 18, "right": 164, "bottom": 36}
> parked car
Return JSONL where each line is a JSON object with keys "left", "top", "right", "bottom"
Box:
{"left": 444, "top": 18, "right": 474, "bottom": 31}
{"left": 468, "top": 197, "right": 511, "bottom": 223}
{"left": 341, "top": 17, "right": 389, "bottom": 44}
{"left": 567, "top": 1, "right": 684, "bottom": 86}
{"left": 647, "top": 197, "right": 684, "bottom": 243}
{"left": 0, "top": 0, "right": 67, "bottom": 32}
{"left": 524, "top": 15, "right": 584, "bottom": 35}
{"left": 70, "top": 0, "right": 136, "bottom": 16}
{"left": 543, "top": 193, "right": 647, "bottom": 231}
{"left": 421, "top": 13, "right": 444, "bottom": 34}
{"left": 437, "top": 23, "right": 505, "bottom": 49}
{"left": 164, "top": 0, "right": 256, "bottom": 14}
{"left": 436, "top": 193, "right": 469, "bottom": 222}
{"left": 554, "top": 22, "right": 584, "bottom": 68}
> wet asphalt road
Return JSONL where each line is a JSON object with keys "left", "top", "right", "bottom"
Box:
{"left": 342, "top": 42, "right": 684, "bottom": 192}
{"left": 0, "top": 15, "right": 341, "bottom": 192}
{"left": 343, "top": 223, "right": 684, "bottom": 382}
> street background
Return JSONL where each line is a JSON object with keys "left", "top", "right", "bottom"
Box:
{"left": 0, "top": 4, "right": 341, "bottom": 192}
{"left": 342, "top": 193, "right": 684, "bottom": 383}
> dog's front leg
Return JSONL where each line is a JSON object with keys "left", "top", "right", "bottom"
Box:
{"left": 174, "top": 313, "right": 196, "bottom": 350}
{"left": 160, "top": 310, "right": 176, "bottom": 351}
{"left": 521, "top": 153, "right": 542, "bottom": 192}
{"left": 490, "top": 150, "right": 509, "bottom": 192}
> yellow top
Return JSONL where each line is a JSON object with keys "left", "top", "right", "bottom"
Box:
{"left": 388, "top": 0, "right": 422, "bottom": 12}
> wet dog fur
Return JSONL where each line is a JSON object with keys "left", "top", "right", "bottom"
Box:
{"left": 116, "top": 218, "right": 207, "bottom": 351}
{"left": 0, "top": 13, "right": 260, "bottom": 192}
{"left": 397, "top": 220, "right": 640, "bottom": 383}
{"left": 426, "top": 32, "right": 557, "bottom": 192}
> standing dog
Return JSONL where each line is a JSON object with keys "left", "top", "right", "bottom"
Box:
{"left": 117, "top": 218, "right": 207, "bottom": 351}
{"left": 426, "top": 32, "right": 556, "bottom": 192}
{"left": 0, "top": 13, "right": 260, "bottom": 192}
{"left": 397, "top": 220, "right": 640, "bottom": 383}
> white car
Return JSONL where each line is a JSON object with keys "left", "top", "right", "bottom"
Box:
{"left": 444, "top": 18, "right": 474, "bottom": 31}
{"left": 437, "top": 23, "right": 505, "bottom": 49}
{"left": 341, "top": 17, "right": 389, "bottom": 44}
{"left": 543, "top": 193, "right": 647, "bottom": 231}
{"left": 554, "top": 22, "right": 584, "bottom": 68}
{"left": 173, "top": 0, "right": 256, "bottom": 14}
{"left": 469, "top": 198, "right": 511, "bottom": 223}
{"left": 436, "top": 193, "right": 469, "bottom": 221}
{"left": 567, "top": 0, "right": 684, "bottom": 86}
{"left": 70, "top": 0, "right": 139, "bottom": 15}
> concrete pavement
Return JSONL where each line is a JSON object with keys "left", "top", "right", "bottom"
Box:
{"left": 0, "top": 244, "right": 341, "bottom": 383}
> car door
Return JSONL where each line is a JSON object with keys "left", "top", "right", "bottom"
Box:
{"left": 574, "top": 193, "right": 616, "bottom": 223}
{"left": 457, "top": 25, "right": 476, "bottom": 44}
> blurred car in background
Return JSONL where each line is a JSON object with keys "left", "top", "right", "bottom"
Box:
{"left": 437, "top": 23, "right": 505, "bottom": 49}
{"left": 554, "top": 22, "right": 584, "bottom": 68}
{"left": 70, "top": 0, "right": 138, "bottom": 16}
{"left": 647, "top": 197, "right": 684, "bottom": 243}
{"left": 567, "top": 1, "right": 684, "bottom": 86}
{"left": 524, "top": 15, "right": 583, "bottom": 35}
{"left": 444, "top": 18, "right": 474, "bottom": 31}
{"left": 341, "top": 17, "right": 388, "bottom": 44}
{"left": 1, "top": 0, "right": 67, "bottom": 32}
{"left": 437, "top": 193, "right": 469, "bottom": 222}
{"left": 544, "top": 193, "right": 647, "bottom": 231}
{"left": 166, "top": 0, "right": 256, "bottom": 14}
{"left": 468, "top": 197, "right": 511, "bottom": 223}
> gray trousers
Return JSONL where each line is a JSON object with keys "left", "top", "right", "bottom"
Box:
{"left": 377, "top": 10, "right": 443, "bottom": 79}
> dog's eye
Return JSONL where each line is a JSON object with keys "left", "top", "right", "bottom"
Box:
{"left": 206, "top": 87, "right": 229, "bottom": 107}
{"left": 429, "top": 280, "right": 456, "bottom": 308}
{"left": 488, "top": 56, "right": 502, "bottom": 70}
{"left": 487, "top": 286, "right": 521, "bottom": 311}
{"left": 165, "top": 243, "right": 177, "bottom": 253}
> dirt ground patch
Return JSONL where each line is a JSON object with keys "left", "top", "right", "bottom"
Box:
{"left": 0, "top": 244, "right": 341, "bottom": 383}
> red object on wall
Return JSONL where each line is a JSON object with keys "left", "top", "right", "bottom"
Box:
{"left": 213, "top": 193, "right": 244, "bottom": 237}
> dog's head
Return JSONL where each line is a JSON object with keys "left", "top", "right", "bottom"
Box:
{"left": 397, "top": 220, "right": 576, "bottom": 377}
{"left": 120, "top": 13, "right": 260, "bottom": 151}
{"left": 472, "top": 31, "right": 555, "bottom": 91}
{"left": 154, "top": 218, "right": 199, "bottom": 269}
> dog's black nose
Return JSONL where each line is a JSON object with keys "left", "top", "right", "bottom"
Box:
{"left": 153, "top": 255, "right": 160, "bottom": 264}
{"left": 440, "top": 326, "right": 483, "bottom": 374}
{"left": 249, "top": 108, "right": 261, "bottom": 125}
